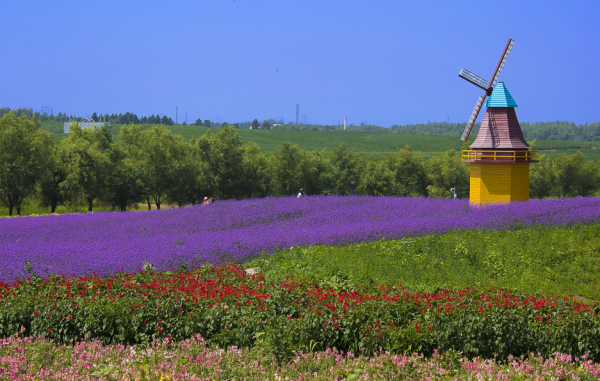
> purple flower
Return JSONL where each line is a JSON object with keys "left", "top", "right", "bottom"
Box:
{"left": 1, "top": 196, "right": 598, "bottom": 282}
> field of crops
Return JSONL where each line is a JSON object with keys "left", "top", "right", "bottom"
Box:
{"left": 44, "top": 122, "right": 600, "bottom": 162}
{"left": 2, "top": 195, "right": 600, "bottom": 379}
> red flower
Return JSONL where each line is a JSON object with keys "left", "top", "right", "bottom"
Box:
{"left": 47, "top": 329, "right": 50, "bottom": 332}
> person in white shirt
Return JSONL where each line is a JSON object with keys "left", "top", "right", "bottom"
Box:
{"left": 297, "top": 188, "right": 305, "bottom": 198}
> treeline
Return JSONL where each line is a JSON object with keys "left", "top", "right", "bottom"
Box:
{"left": 7, "top": 105, "right": 598, "bottom": 141}
{"left": 520, "top": 121, "right": 600, "bottom": 141}
{"left": 248, "top": 120, "right": 600, "bottom": 142}
{"left": 1, "top": 112, "right": 599, "bottom": 216}
{"left": 0, "top": 108, "right": 175, "bottom": 126}
{"left": 342, "top": 121, "right": 600, "bottom": 141}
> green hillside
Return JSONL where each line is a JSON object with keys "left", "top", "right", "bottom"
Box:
{"left": 45, "top": 122, "right": 600, "bottom": 162}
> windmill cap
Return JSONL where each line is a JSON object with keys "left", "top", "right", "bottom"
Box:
{"left": 485, "top": 82, "right": 518, "bottom": 108}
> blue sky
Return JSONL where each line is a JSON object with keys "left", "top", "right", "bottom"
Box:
{"left": 2, "top": 0, "right": 598, "bottom": 126}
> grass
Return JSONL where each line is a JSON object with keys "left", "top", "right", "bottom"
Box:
{"left": 44, "top": 122, "right": 600, "bottom": 162}
{"left": 245, "top": 223, "right": 600, "bottom": 301}
{"left": 0, "top": 200, "right": 168, "bottom": 217}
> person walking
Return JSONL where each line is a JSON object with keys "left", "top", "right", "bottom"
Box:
{"left": 203, "top": 197, "right": 213, "bottom": 205}
{"left": 297, "top": 188, "right": 305, "bottom": 198}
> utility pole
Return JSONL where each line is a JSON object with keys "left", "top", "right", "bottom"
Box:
{"left": 296, "top": 103, "right": 299, "bottom": 124}
{"left": 344, "top": 117, "right": 347, "bottom": 131}
{"left": 176, "top": 107, "right": 178, "bottom": 124}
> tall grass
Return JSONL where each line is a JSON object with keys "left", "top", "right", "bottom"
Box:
{"left": 245, "top": 223, "right": 600, "bottom": 300}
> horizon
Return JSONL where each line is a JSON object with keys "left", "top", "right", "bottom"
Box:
{"left": 2, "top": 0, "right": 598, "bottom": 126}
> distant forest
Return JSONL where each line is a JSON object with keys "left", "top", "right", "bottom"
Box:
{"left": 2, "top": 108, "right": 598, "bottom": 141}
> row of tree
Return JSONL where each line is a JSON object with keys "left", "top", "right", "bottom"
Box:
{"left": 0, "top": 108, "right": 176, "bottom": 126}
{"left": 1, "top": 112, "right": 599, "bottom": 216}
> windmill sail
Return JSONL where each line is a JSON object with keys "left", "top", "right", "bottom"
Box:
{"left": 488, "top": 39, "right": 515, "bottom": 88}
{"left": 459, "top": 38, "right": 515, "bottom": 143}
{"left": 458, "top": 68, "right": 488, "bottom": 91}
{"left": 461, "top": 95, "right": 486, "bottom": 142}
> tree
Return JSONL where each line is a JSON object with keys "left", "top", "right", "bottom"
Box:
{"left": 298, "top": 149, "right": 335, "bottom": 195}
{"left": 269, "top": 142, "right": 303, "bottom": 196}
{"left": 193, "top": 118, "right": 203, "bottom": 126}
{"left": 241, "top": 142, "right": 271, "bottom": 198}
{"left": 386, "top": 146, "right": 428, "bottom": 196}
{"left": 329, "top": 144, "right": 365, "bottom": 195}
{"left": 119, "top": 125, "right": 184, "bottom": 210}
{"left": 553, "top": 152, "right": 583, "bottom": 197}
{"left": 262, "top": 120, "right": 271, "bottom": 129}
{"left": 357, "top": 161, "right": 396, "bottom": 196}
{"left": 58, "top": 124, "right": 115, "bottom": 212}
{"left": 578, "top": 160, "right": 600, "bottom": 196}
{"left": 105, "top": 147, "right": 144, "bottom": 211}
{"left": 38, "top": 145, "right": 67, "bottom": 213}
{"left": 426, "top": 150, "right": 470, "bottom": 198}
{"left": 196, "top": 126, "right": 246, "bottom": 199}
{"left": 167, "top": 140, "right": 201, "bottom": 206}
{"left": 0, "top": 112, "right": 53, "bottom": 215}
{"left": 251, "top": 119, "right": 259, "bottom": 129}
{"left": 204, "top": 120, "right": 211, "bottom": 127}
{"left": 529, "top": 154, "right": 556, "bottom": 199}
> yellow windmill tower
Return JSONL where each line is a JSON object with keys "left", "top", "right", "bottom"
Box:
{"left": 457, "top": 38, "right": 538, "bottom": 203}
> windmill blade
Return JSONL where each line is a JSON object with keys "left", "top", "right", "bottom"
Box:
{"left": 487, "top": 38, "right": 515, "bottom": 88}
{"left": 461, "top": 95, "right": 486, "bottom": 142}
{"left": 458, "top": 68, "right": 488, "bottom": 91}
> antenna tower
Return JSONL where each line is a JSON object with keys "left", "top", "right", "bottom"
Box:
{"left": 296, "top": 103, "right": 299, "bottom": 124}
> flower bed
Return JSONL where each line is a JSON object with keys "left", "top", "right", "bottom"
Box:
{"left": 1, "top": 196, "right": 599, "bottom": 281}
{"left": 1, "top": 263, "right": 599, "bottom": 361}
{"left": 2, "top": 334, "right": 600, "bottom": 380}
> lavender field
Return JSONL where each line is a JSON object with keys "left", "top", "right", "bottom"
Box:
{"left": 1, "top": 196, "right": 600, "bottom": 282}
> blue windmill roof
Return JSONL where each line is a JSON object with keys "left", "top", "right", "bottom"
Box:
{"left": 485, "top": 82, "right": 518, "bottom": 107}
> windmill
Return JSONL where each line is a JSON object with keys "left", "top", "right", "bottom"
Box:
{"left": 457, "top": 38, "right": 538, "bottom": 203}
{"left": 458, "top": 38, "right": 514, "bottom": 142}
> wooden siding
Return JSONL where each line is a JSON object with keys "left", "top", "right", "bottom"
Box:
{"left": 470, "top": 162, "right": 529, "bottom": 203}
{"left": 470, "top": 107, "right": 530, "bottom": 149}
